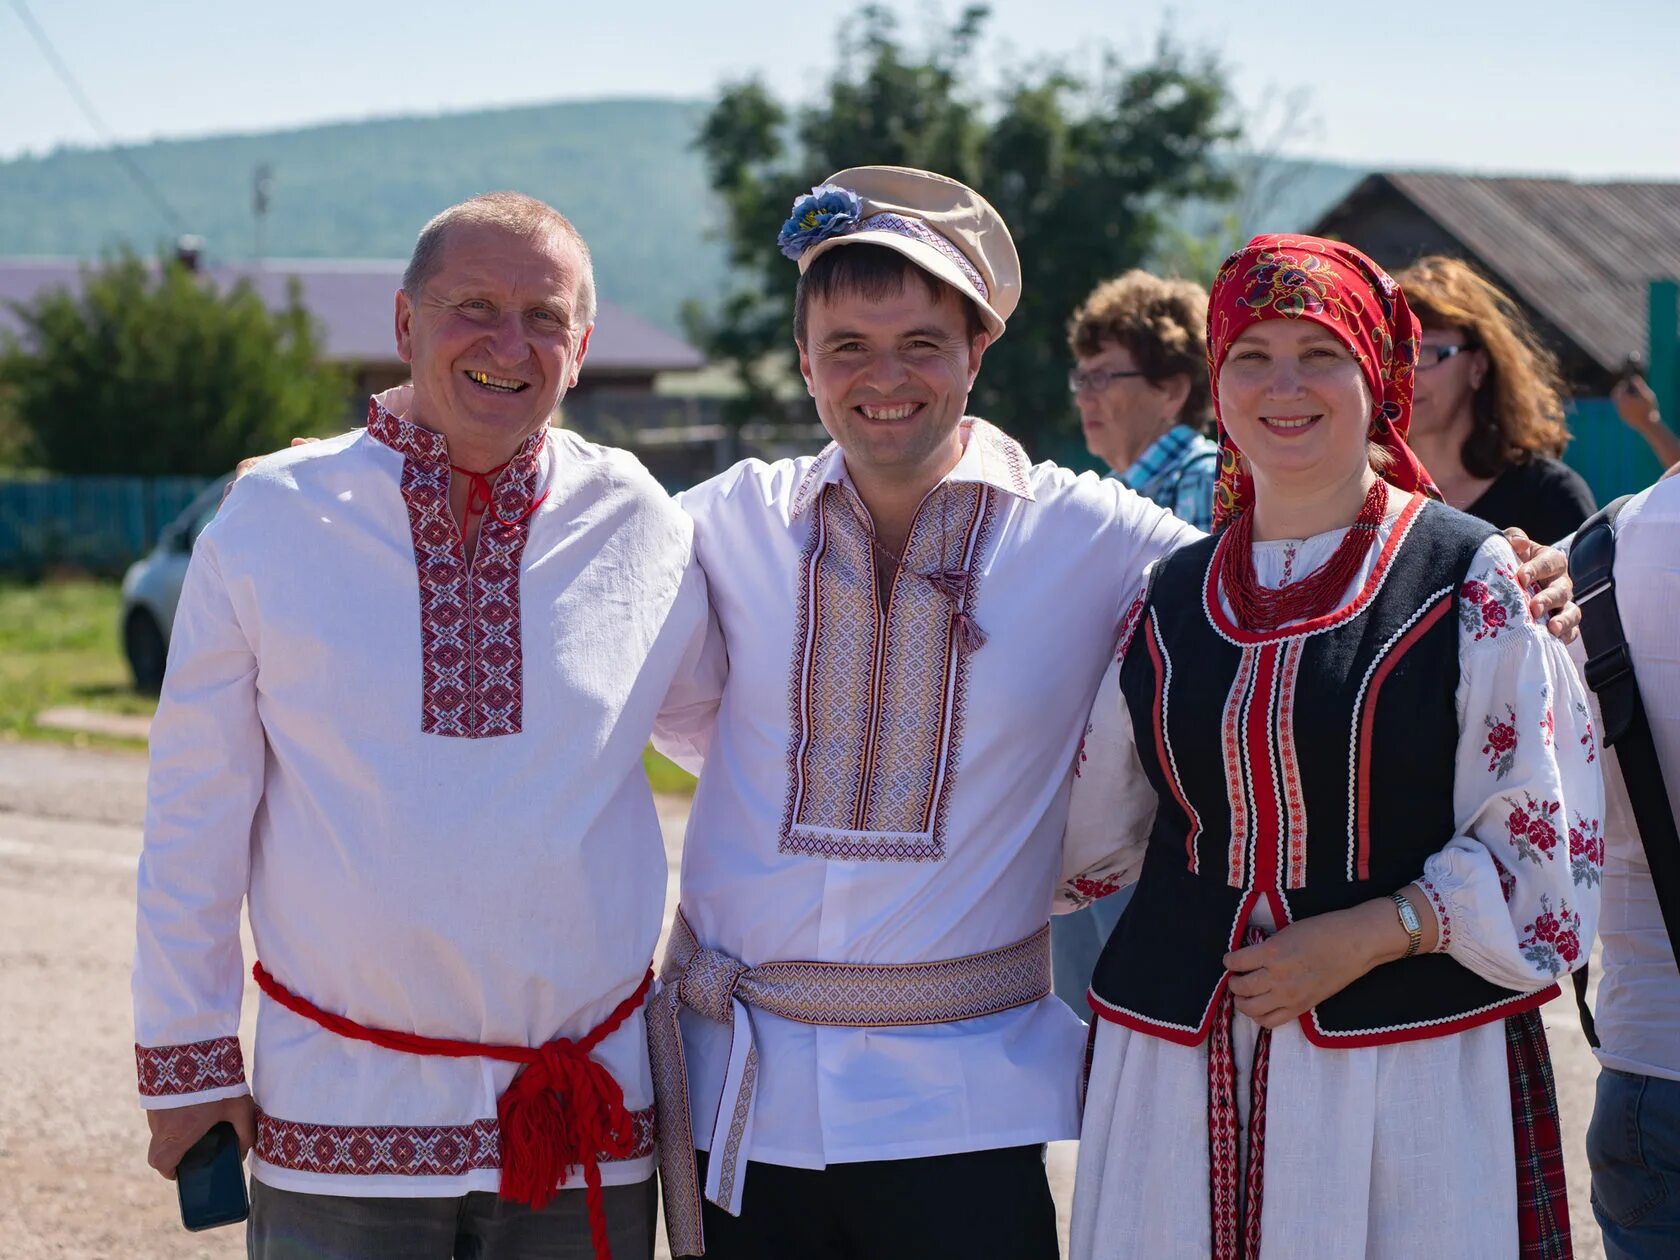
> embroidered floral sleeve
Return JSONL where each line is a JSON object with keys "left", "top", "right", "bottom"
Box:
{"left": 1415, "top": 535, "right": 1605, "bottom": 989}
{"left": 1058, "top": 584, "right": 1160, "bottom": 913}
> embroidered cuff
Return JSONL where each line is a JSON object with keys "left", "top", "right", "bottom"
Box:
{"left": 1413, "top": 878, "right": 1452, "bottom": 954}
{"left": 136, "top": 1035, "right": 246, "bottom": 1098}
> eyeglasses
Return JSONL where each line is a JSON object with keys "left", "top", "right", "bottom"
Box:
{"left": 1416, "top": 343, "right": 1476, "bottom": 369}
{"left": 1068, "top": 367, "right": 1146, "bottom": 394}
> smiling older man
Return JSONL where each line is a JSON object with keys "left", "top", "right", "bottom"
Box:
{"left": 133, "top": 192, "right": 719, "bottom": 1260}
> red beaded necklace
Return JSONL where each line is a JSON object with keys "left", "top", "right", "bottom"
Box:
{"left": 1220, "top": 478, "right": 1389, "bottom": 632}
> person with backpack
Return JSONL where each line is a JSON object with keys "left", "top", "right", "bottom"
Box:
{"left": 1568, "top": 475, "right": 1680, "bottom": 1258}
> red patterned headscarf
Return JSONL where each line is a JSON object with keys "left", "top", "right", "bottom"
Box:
{"left": 1205, "top": 234, "right": 1439, "bottom": 530}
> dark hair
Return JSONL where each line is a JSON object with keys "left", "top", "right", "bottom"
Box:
{"left": 1066, "top": 269, "right": 1212, "bottom": 432}
{"left": 1394, "top": 255, "right": 1570, "bottom": 476}
{"left": 793, "top": 244, "right": 985, "bottom": 345}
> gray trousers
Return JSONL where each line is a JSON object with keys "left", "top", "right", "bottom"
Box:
{"left": 248, "top": 1175, "right": 657, "bottom": 1260}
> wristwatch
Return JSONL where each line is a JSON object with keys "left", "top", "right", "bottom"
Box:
{"left": 1391, "top": 891, "right": 1423, "bottom": 958}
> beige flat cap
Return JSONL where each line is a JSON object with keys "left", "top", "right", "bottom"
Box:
{"left": 785, "top": 165, "right": 1021, "bottom": 340}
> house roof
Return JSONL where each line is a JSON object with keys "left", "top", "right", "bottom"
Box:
{"left": 1311, "top": 173, "right": 1680, "bottom": 376}
{"left": 0, "top": 256, "right": 704, "bottom": 374}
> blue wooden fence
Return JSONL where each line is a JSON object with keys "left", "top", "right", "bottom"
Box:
{"left": 0, "top": 475, "right": 212, "bottom": 573}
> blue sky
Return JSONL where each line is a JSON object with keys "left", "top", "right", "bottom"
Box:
{"left": 3, "top": 0, "right": 1676, "bottom": 178}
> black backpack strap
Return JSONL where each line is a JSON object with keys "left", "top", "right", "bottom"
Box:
{"left": 1568, "top": 493, "right": 1680, "bottom": 1048}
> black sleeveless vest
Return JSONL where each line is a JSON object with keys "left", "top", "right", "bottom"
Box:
{"left": 1089, "top": 496, "right": 1556, "bottom": 1047}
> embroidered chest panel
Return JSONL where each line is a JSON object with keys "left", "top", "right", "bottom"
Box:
{"left": 368, "top": 404, "right": 543, "bottom": 740}
{"left": 779, "top": 481, "right": 998, "bottom": 862}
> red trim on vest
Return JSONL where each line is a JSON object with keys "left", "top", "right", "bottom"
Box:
{"left": 1086, "top": 891, "right": 1263, "bottom": 1046}
{"left": 1090, "top": 886, "right": 1557, "bottom": 1051}
{"left": 1245, "top": 644, "right": 1283, "bottom": 893}
{"left": 1203, "top": 492, "right": 1425, "bottom": 644}
{"left": 1146, "top": 617, "right": 1204, "bottom": 874}
{"left": 1355, "top": 595, "right": 1455, "bottom": 878}
{"left": 1298, "top": 983, "right": 1557, "bottom": 1050}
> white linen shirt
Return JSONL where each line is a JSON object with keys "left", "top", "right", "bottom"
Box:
{"left": 655, "top": 418, "right": 1196, "bottom": 1169}
{"left": 1568, "top": 478, "right": 1680, "bottom": 1081}
{"left": 134, "top": 399, "right": 717, "bottom": 1197}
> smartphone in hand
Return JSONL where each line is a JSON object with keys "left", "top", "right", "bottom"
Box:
{"left": 176, "top": 1120, "right": 249, "bottom": 1231}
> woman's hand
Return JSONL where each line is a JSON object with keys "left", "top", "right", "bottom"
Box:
{"left": 1223, "top": 891, "right": 1433, "bottom": 1028}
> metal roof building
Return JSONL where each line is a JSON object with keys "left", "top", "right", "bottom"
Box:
{"left": 1310, "top": 173, "right": 1680, "bottom": 392}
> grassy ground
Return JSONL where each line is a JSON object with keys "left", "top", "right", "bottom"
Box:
{"left": 0, "top": 578, "right": 149, "bottom": 748}
{"left": 0, "top": 577, "right": 698, "bottom": 792}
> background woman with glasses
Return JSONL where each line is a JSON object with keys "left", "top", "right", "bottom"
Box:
{"left": 1397, "top": 255, "right": 1596, "bottom": 542}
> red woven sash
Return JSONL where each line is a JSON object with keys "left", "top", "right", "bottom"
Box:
{"left": 252, "top": 962, "right": 652, "bottom": 1260}
{"left": 1209, "top": 928, "right": 1271, "bottom": 1260}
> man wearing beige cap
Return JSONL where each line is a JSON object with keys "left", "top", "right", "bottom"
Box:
{"left": 642, "top": 166, "right": 1189, "bottom": 1258}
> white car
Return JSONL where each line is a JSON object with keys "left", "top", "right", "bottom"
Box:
{"left": 119, "top": 476, "right": 232, "bottom": 691}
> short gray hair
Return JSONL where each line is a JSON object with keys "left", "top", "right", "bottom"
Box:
{"left": 403, "top": 191, "right": 597, "bottom": 330}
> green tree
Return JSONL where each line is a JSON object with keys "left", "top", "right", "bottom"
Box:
{"left": 0, "top": 251, "right": 346, "bottom": 476}
{"left": 690, "top": 5, "right": 1237, "bottom": 458}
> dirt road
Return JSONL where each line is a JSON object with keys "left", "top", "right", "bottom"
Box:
{"left": 0, "top": 740, "right": 1605, "bottom": 1258}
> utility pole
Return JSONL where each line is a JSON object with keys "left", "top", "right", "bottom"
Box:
{"left": 253, "top": 163, "right": 273, "bottom": 262}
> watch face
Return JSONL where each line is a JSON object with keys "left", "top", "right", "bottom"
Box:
{"left": 1395, "top": 896, "right": 1421, "bottom": 934}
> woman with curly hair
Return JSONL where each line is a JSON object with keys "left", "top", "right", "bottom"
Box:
{"left": 1397, "top": 256, "right": 1595, "bottom": 542}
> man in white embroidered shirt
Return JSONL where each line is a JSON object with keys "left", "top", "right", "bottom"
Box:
{"left": 644, "top": 168, "right": 1580, "bottom": 1260}
{"left": 646, "top": 167, "right": 1163, "bottom": 1260}
{"left": 133, "top": 193, "right": 718, "bottom": 1260}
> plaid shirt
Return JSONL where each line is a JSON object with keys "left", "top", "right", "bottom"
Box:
{"left": 1119, "top": 424, "right": 1219, "bottom": 533}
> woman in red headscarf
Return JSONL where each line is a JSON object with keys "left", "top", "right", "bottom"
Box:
{"left": 1060, "top": 237, "right": 1603, "bottom": 1258}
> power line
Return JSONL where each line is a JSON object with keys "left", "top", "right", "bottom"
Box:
{"left": 9, "top": 0, "right": 185, "bottom": 234}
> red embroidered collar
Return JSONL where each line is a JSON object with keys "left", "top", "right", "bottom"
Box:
{"left": 365, "top": 396, "right": 547, "bottom": 521}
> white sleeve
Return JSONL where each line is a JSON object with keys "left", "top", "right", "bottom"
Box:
{"left": 132, "top": 534, "right": 262, "bottom": 1109}
{"left": 1057, "top": 585, "right": 1159, "bottom": 913}
{"left": 652, "top": 555, "right": 727, "bottom": 773}
{"left": 1106, "top": 477, "right": 1203, "bottom": 623}
{"left": 1414, "top": 535, "right": 1605, "bottom": 991}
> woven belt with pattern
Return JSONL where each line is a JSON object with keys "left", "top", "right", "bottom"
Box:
{"left": 647, "top": 910, "right": 1052, "bottom": 1257}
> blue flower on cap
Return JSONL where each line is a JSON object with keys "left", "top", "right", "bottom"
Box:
{"left": 777, "top": 184, "right": 863, "bottom": 260}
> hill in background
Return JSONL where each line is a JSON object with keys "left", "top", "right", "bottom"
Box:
{"left": 0, "top": 98, "right": 731, "bottom": 334}
{"left": 0, "top": 97, "right": 1365, "bottom": 333}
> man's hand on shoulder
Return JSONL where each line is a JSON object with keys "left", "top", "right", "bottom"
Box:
{"left": 1503, "top": 527, "right": 1579, "bottom": 643}
{"left": 145, "top": 1093, "right": 256, "bottom": 1180}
